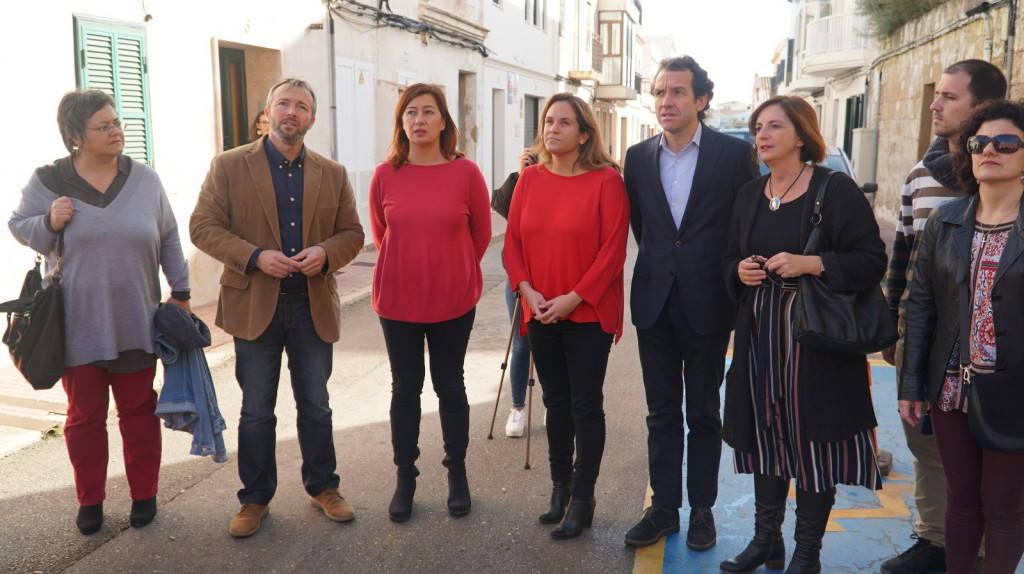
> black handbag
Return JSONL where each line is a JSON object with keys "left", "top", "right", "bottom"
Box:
{"left": 958, "top": 274, "right": 1024, "bottom": 451}
{"left": 791, "top": 171, "right": 898, "bottom": 355}
{"left": 0, "top": 232, "right": 66, "bottom": 390}
{"left": 964, "top": 368, "right": 1024, "bottom": 452}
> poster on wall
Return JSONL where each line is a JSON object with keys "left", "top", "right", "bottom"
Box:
{"left": 507, "top": 72, "right": 517, "bottom": 105}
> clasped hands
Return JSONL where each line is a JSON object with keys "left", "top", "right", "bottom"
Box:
{"left": 256, "top": 246, "right": 327, "bottom": 278}
{"left": 737, "top": 253, "right": 821, "bottom": 287}
{"left": 518, "top": 281, "right": 582, "bottom": 324}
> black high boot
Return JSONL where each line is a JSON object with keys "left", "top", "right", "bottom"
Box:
{"left": 440, "top": 406, "right": 471, "bottom": 517}
{"left": 388, "top": 465, "right": 419, "bottom": 522}
{"left": 720, "top": 474, "right": 789, "bottom": 573}
{"left": 785, "top": 486, "right": 835, "bottom": 574}
{"left": 445, "top": 461, "right": 471, "bottom": 517}
{"left": 539, "top": 482, "right": 571, "bottom": 524}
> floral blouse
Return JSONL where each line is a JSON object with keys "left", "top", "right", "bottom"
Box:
{"left": 938, "top": 221, "right": 1012, "bottom": 412}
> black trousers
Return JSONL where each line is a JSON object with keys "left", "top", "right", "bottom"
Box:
{"left": 527, "top": 319, "right": 613, "bottom": 501}
{"left": 637, "top": 283, "right": 729, "bottom": 510}
{"left": 380, "top": 309, "right": 475, "bottom": 476}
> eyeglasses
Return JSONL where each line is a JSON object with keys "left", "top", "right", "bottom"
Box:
{"left": 966, "top": 134, "right": 1024, "bottom": 154}
{"left": 85, "top": 120, "right": 126, "bottom": 134}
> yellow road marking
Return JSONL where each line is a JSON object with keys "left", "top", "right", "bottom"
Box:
{"left": 632, "top": 484, "right": 666, "bottom": 574}
{"left": 826, "top": 482, "right": 914, "bottom": 531}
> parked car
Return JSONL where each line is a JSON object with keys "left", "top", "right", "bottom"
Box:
{"left": 721, "top": 128, "right": 878, "bottom": 202}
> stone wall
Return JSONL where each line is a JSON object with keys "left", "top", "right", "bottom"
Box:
{"left": 872, "top": 0, "right": 1007, "bottom": 218}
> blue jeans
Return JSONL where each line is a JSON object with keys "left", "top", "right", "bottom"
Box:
{"left": 504, "top": 281, "right": 530, "bottom": 408}
{"left": 234, "top": 293, "right": 338, "bottom": 505}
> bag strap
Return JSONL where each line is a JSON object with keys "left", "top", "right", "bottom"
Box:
{"left": 52, "top": 177, "right": 66, "bottom": 278}
{"left": 810, "top": 170, "right": 838, "bottom": 227}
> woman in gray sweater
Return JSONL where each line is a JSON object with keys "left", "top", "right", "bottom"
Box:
{"left": 9, "top": 90, "right": 190, "bottom": 535}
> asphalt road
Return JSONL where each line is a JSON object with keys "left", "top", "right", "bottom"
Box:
{"left": 0, "top": 238, "right": 653, "bottom": 574}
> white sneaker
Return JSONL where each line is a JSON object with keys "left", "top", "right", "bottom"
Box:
{"left": 505, "top": 408, "right": 525, "bottom": 437}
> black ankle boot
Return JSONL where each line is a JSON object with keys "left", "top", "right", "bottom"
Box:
{"left": 76, "top": 503, "right": 103, "bottom": 535}
{"left": 447, "top": 470, "right": 471, "bottom": 517}
{"left": 388, "top": 477, "right": 417, "bottom": 522}
{"left": 130, "top": 497, "right": 157, "bottom": 528}
{"left": 720, "top": 474, "right": 788, "bottom": 573}
{"left": 539, "top": 482, "right": 571, "bottom": 524}
{"left": 551, "top": 497, "right": 595, "bottom": 539}
{"left": 785, "top": 487, "right": 835, "bottom": 574}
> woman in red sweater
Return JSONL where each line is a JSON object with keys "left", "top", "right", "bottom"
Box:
{"left": 369, "top": 83, "right": 491, "bottom": 523}
{"left": 503, "top": 93, "right": 630, "bottom": 539}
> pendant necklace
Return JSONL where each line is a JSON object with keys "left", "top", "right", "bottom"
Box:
{"left": 768, "top": 163, "right": 807, "bottom": 211}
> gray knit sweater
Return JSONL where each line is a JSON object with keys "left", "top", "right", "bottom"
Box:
{"left": 9, "top": 158, "right": 189, "bottom": 367}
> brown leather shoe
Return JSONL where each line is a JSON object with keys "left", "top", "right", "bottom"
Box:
{"left": 310, "top": 487, "right": 355, "bottom": 522}
{"left": 229, "top": 503, "right": 269, "bottom": 538}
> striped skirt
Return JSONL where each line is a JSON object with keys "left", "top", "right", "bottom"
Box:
{"left": 733, "top": 283, "right": 881, "bottom": 493}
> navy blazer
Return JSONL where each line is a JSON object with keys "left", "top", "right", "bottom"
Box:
{"left": 624, "top": 126, "right": 758, "bottom": 334}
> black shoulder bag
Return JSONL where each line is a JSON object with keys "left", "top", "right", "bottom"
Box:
{"left": 791, "top": 172, "right": 898, "bottom": 355}
{"left": 0, "top": 225, "right": 67, "bottom": 390}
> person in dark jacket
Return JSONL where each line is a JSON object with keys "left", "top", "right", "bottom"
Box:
{"left": 720, "top": 95, "right": 886, "bottom": 574}
{"left": 900, "top": 100, "right": 1024, "bottom": 574}
{"left": 491, "top": 148, "right": 537, "bottom": 438}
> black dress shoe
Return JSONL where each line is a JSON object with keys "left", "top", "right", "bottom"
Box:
{"left": 686, "top": 507, "right": 717, "bottom": 550}
{"left": 538, "top": 482, "right": 570, "bottom": 524}
{"left": 879, "top": 535, "right": 946, "bottom": 574}
{"left": 551, "top": 497, "right": 595, "bottom": 539}
{"left": 76, "top": 503, "right": 103, "bottom": 535}
{"left": 388, "top": 477, "right": 416, "bottom": 522}
{"left": 624, "top": 506, "right": 680, "bottom": 547}
{"left": 130, "top": 497, "right": 157, "bottom": 528}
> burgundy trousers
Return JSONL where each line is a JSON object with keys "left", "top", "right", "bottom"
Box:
{"left": 62, "top": 364, "right": 160, "bottom": 505}
{"left": 932, "top": 406, "right": 1024, "bottom": 573}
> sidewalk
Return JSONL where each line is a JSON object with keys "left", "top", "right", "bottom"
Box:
{"left": 0, "top": 212, "right": 509, "bottom": 458}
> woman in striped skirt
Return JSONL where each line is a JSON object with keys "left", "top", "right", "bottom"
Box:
{"left": 720, "top": 95, "right": 887, "bottom": 574}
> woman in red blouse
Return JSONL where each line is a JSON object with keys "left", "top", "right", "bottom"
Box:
{"left": 503, "top": 93, "right": 630, "bottom": 539}
{"left": 369, "top": 83, "right": 491, "bottom": 523}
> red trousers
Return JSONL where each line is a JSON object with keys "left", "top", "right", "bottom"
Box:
{"left": 932, "top": 406, "right": 1024, "bottom": 573}
{"left": 62, "top": 364, "right": 161, "bottom": 505}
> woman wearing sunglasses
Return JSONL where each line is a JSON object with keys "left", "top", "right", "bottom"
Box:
{"left": 720, "top": 95, "right": 886, "bottom": 573}
{"left": 900, "top": 100, "right": 1024, "bottom": 573}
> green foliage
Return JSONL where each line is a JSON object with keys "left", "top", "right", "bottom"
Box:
{"left": 857, "top": 0, "right": 952, "bottom": 38}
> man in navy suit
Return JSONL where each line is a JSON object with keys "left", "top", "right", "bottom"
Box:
{"left": 623, "top": 56, "right": 758, "bottom": 549}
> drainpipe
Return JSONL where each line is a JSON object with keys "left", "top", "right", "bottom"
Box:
{"left": 327, "top": 7, "right": 339, "bottom": 161}
{"left": 983, "top": 11, "right": 994, "bottom": 61}
{"left": 1007, "top": 0, "right": 1016, "bottom": 90}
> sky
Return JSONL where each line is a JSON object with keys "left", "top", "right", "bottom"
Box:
{"left": 640, "top": 0, "right": 792, "bottom": 105}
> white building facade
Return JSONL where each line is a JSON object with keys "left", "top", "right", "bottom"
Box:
{"left": 1, "top": 0, "right": 657, "bottom": 306}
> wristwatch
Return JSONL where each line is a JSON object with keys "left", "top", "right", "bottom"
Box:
{"left": 819, "top": 259, "right": 826, "bottom": 276}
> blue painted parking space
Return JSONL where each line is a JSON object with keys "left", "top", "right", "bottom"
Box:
{"left": 639, "top": 363, "right": 1024, "bottom": 574}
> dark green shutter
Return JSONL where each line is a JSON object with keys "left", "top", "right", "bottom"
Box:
{"left": 75, "top": 18, "right": 153, "bottom": 165}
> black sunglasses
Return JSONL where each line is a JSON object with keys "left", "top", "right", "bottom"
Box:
{"left": 966, "top": 134, "right": 1024, "bottom": 154}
